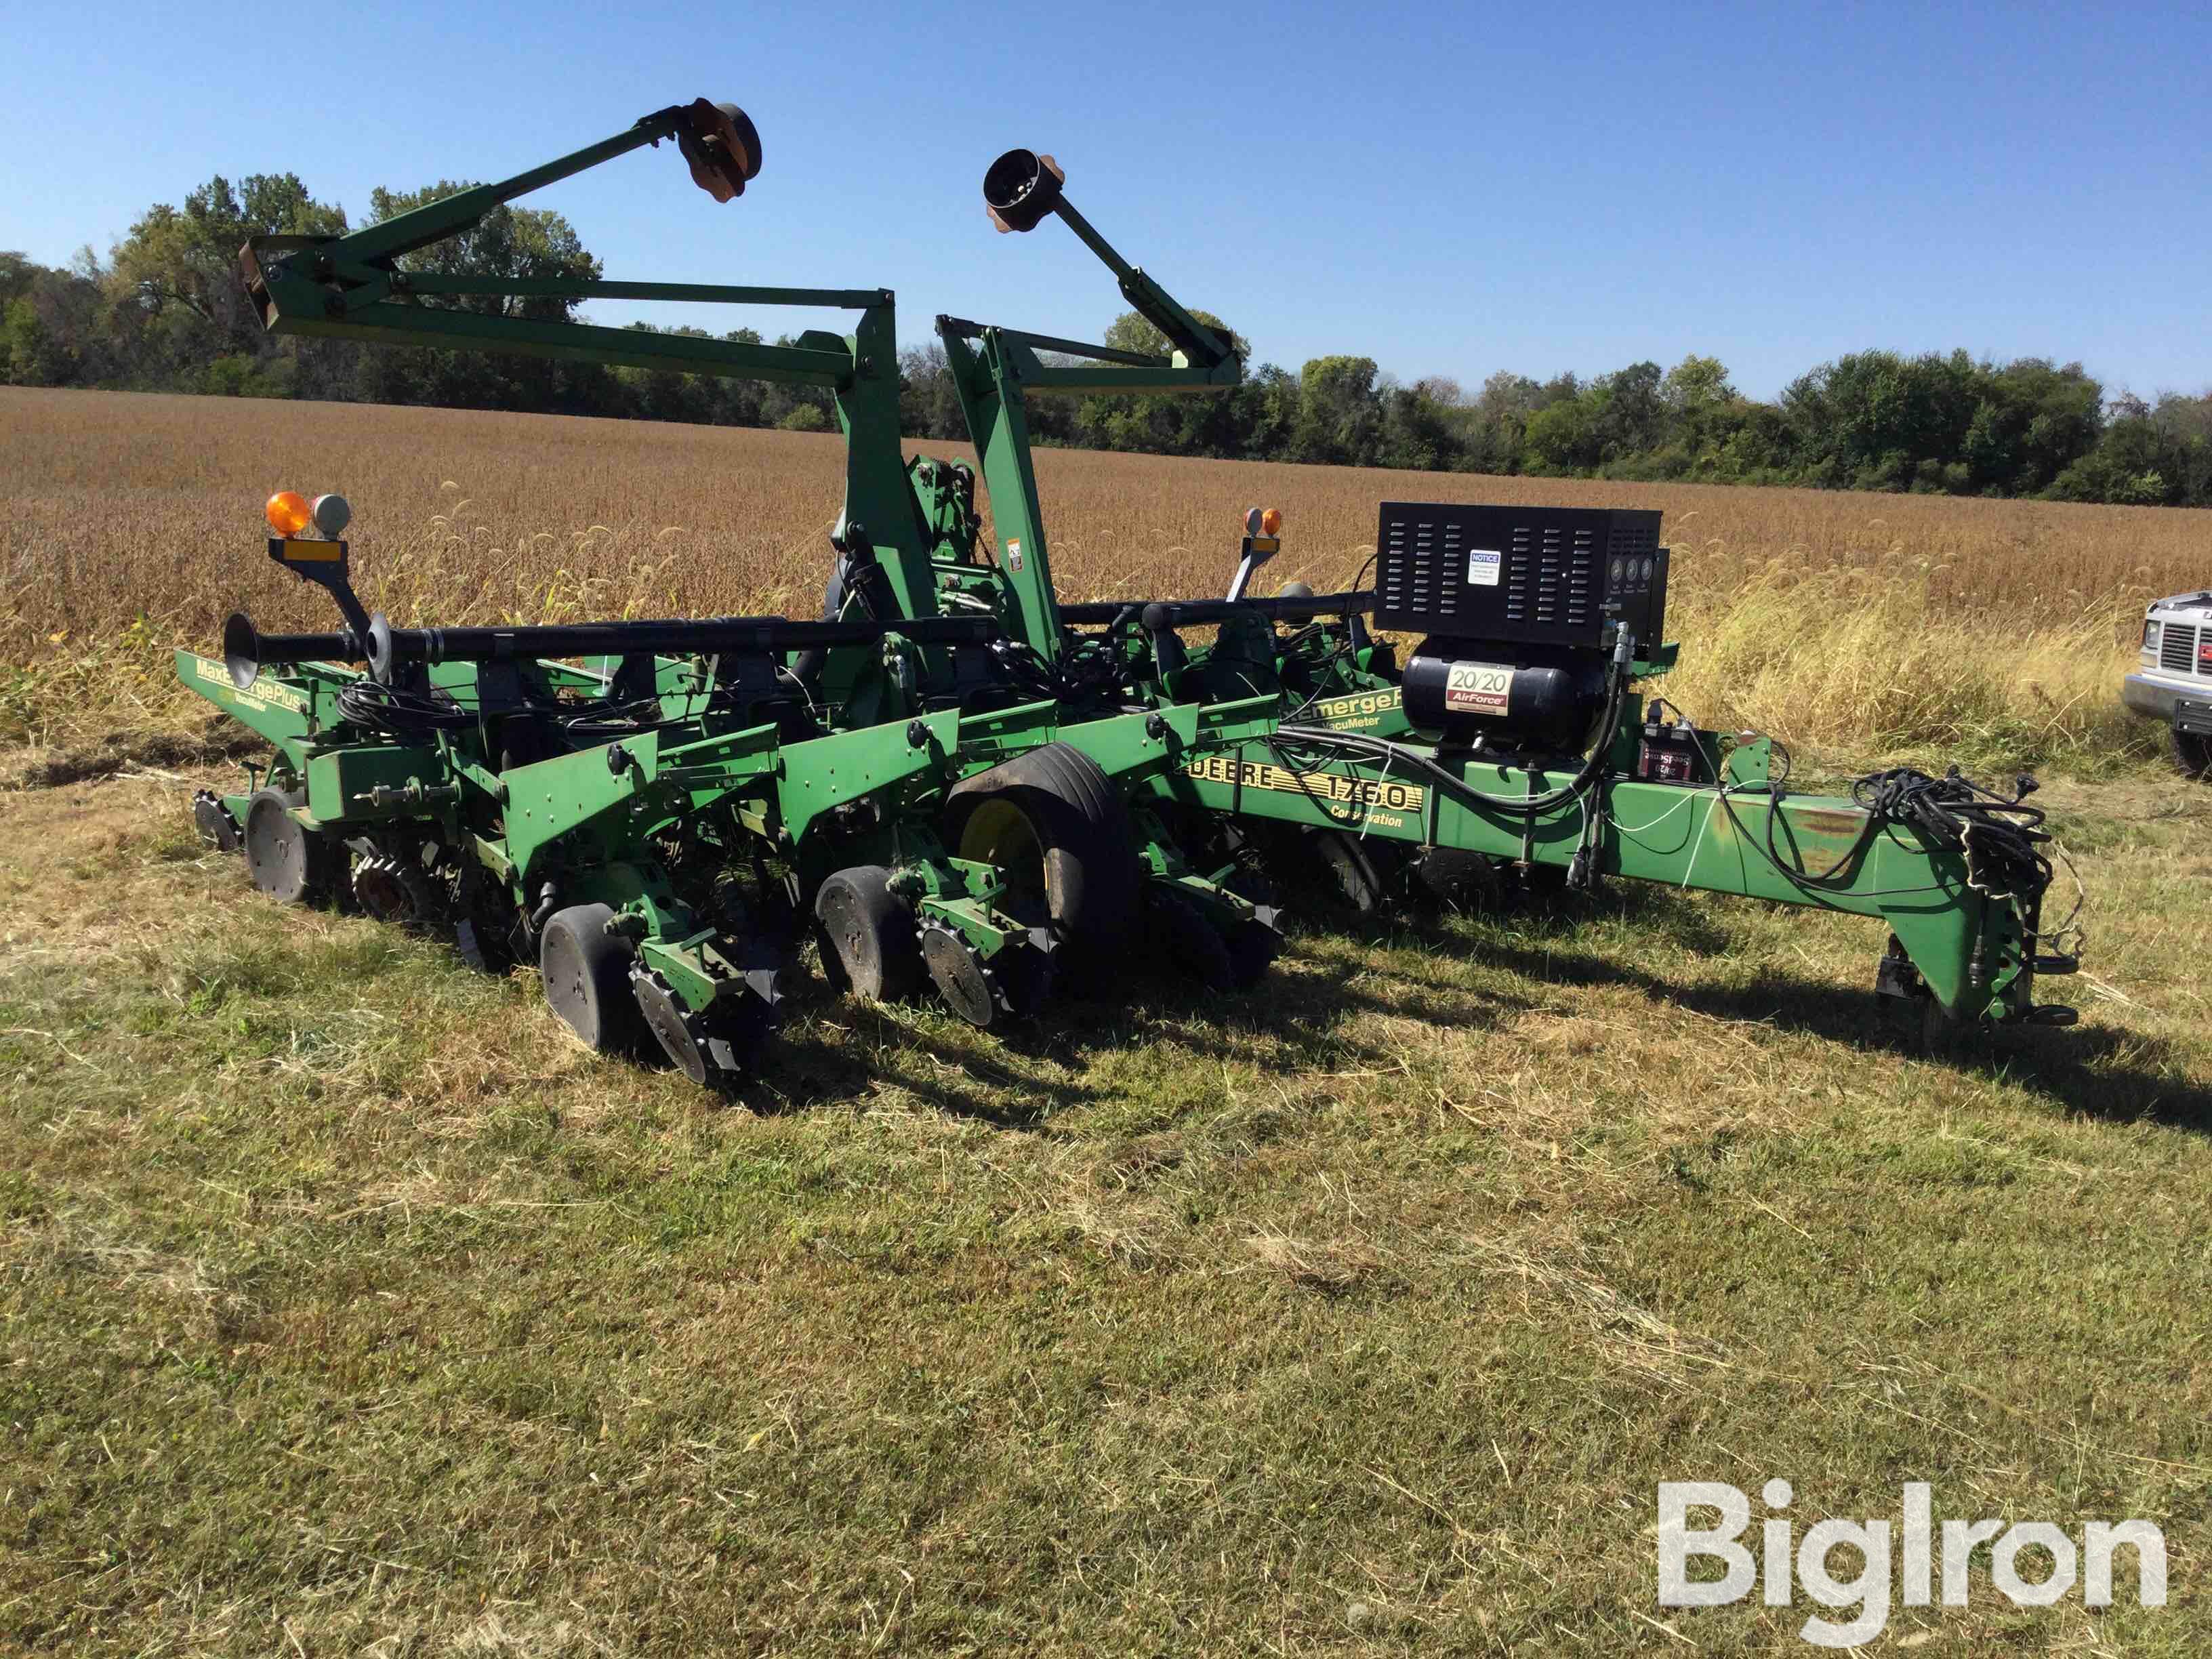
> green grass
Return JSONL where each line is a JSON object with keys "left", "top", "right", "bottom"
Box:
{"left": 3, "top": 759, "right": 2209, "bottom": 1655}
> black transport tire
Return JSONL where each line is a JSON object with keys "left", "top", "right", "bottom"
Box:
{"left": 539, "top": 903, "right": 644, "bottom": 1054}
{"left": 243, "top": 787, "right": 336, "bottom": 905}
{"left": 2173, "top": 726, "right": 2212, "bottom": 781}
{"left": 944, "top": 741, "right": 1141, "bottom": 970}
{"left": 814, "top": 865, "right": 925, "bottom": 1002}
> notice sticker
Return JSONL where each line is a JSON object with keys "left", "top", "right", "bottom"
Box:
{"left": 1467, "top": 547, "right": 1502, "bottom": 586}
{"left": 1005, "top": 539, "right": 1025, "bottom": 573}
{"left": 1443, "top": 661, "right": 1512, "bottom": 716}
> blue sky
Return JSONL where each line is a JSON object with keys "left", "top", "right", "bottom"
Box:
{"left": 3, "top": 0, "right": 2205, "bottom": 401}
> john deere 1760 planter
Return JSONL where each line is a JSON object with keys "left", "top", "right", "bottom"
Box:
{"left": 180, "top": 98, "right": 2081, "bottom": 1092}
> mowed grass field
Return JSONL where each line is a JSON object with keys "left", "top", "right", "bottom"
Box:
{"left": 3, "top": 386, "right": 2210, "bottom": 1655}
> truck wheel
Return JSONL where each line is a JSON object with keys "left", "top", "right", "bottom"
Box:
{"left": 2173, "top": 727, "right": 2212, "bottom": 781}
{"left": 944, "top": 741, "right": 1140, "bottom": 970}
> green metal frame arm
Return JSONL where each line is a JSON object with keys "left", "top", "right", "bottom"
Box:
{"left": 935, "top": 318, "right": 1241, "bottom": 394}
{"left": 247, "top": 284, "right": 859, "bottom": 388}
{"left": 1043, "top": 197, "right": 1231, "bottom": 369}
{"left": 1146, "top": 739, "right": 2019, "bottom": 1020}
{"left": 939, "top": 326, "right": 1061, "bottom": 659}
{"left": 230, "top": 102, "right": 941, "bottom": 655}
{"left": 351, "top": 275, "right": 888, "bottom": 310}
{"left": 323, "top": 105, "right": 697, "bottom": 268}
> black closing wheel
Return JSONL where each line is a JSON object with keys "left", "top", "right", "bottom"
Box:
{"left": 243, "top": 787, "right": 335, "bottom": 905}
{"left": 1224, "top": 917, "right": 1280, "bottom": 989}
{"left": 632, "top": 968, "right": 712, "bottom": 1086}
{"left": 813, "top": 865, "right": 924, "bottom": 1001}
{"left": 455, "top": 866, "right": 520, "bottom": 972}
{"left": 1410, "top": 846, "right": 1499, "bottom": 912}
{"left": 917, "top": 926, "right": 1051, "bottom": 1029}
{"left": 920, "top": 924, "right": 1000, "bottom": 1027}
{"left": 192, "top": 790, "right": 241, "bottom": 853}
{"left": 2174, "top": 726, "right": 2212, "bottom": 781}
{"left": 539, "top": 903, "right": 644, "bottom": 1054}
{"left": 943, "top": 741, "right": 1141, "bottom": 975}
{"left": 1311, "top": 829, "right": 1399, "bottom": 916}
{"left": 350, "top": 840, "right": 445, "bottom": 930}
{"left": 1145, "top": 888, "right": 1236, "bottom": 992}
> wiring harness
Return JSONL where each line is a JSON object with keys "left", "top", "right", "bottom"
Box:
{"left": 336, "top": 677, "right": 478, "bottom": 737}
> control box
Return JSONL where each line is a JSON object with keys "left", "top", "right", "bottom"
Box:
{"left": 1373, "top": 502, "right": 1668, "bottom": 653}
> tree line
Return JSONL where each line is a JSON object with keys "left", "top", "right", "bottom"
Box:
{"left": 7, "top": 171, "right": 2209, "bottom": 508}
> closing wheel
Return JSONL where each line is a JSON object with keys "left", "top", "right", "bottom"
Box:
{"left": 539, "top": 903, "right": 644, "bottom": 1054}
{"left": 1311, "top": 829, "right": 1399, "bottom": 916}
{"left": 813, "top": 865, "right": 924, "bottom": 1001}
{"left": 350, "top": 840, "right": 445, "bottom": 930}
{"left": 244, "top": 787, "right": 336, "bottom": 905}
{"left": 1224, "top": 917, "right": 1279, "bottom": 989}
{"left": 455, "top": 865, "right": 520, "bottom": 972}
{"left": 1145, "top": 888, "right": 1235, "bottom": 992}
{"left": 1410, "top": 846, "right": 1499, "bottom": 912}
{"left": 918, "top": 924, "right": 1050, "bottom": 1029}
{"left": 631, "top": 967, "right": 762, "bottom": 1089}
{"left": 192, "top": 790, "right": 241, "bottom": 853}
{"left": 945, "top": 742, "right": 1141, "bottom": 974}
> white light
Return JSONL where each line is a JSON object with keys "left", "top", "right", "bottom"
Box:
{"left": 311, "top": 493, "right": 352, "bottom": 538}
{"left": 2144, "top": 619, "right": 2161, "bottom": 655}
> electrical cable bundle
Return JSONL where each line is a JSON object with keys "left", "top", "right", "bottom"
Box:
{"left": 1850, "top": 766, "right": 2055, "bottom": 903}
{"left": 1702, "top": 745, "right": 2075, "bottom": 955}
{"left": 336, "top": 676, "right": 478, "bottom": 737}
{"left": 557, "top": 694, "right": 676, "bottom": 743}
{"left": 1276, "top": 552, "right": 1378, "bottom": 724}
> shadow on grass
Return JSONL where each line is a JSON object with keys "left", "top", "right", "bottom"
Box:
{"left": 1464, "top": 928, "right": 2211, "bottom": 1132}
{"left": 1264, "top": 877, "right": 2212, "bottom": 1130}
{"left": 737, "top": 937, "right": 1536, "bottom": 1126}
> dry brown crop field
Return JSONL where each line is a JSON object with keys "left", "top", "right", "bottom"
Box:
{"left": 2, "top": 386, "right": 2200, "bottom": 766}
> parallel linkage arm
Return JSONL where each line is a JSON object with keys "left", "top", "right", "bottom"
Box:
{"left": 936, "top": 147, "right": 1248, "bottom": 662}
{"left": 232, "top": 96, "right": 947, "bottom": 638}
{"left": 237, "top": 98, "right": 863, "bottom": 389}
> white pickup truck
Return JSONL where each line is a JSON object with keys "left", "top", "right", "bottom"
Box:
{"left": 2125, "top": 590, "right": 2212, "bottom": 777}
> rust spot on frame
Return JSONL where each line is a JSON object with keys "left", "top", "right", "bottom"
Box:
{"left": 1793, "top": 807, "right": 1864, "bottom": 840}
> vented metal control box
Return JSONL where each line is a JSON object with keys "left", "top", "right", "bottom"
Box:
{"left": 1373, "top": 502, "right": 1668, "bottom": 652}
